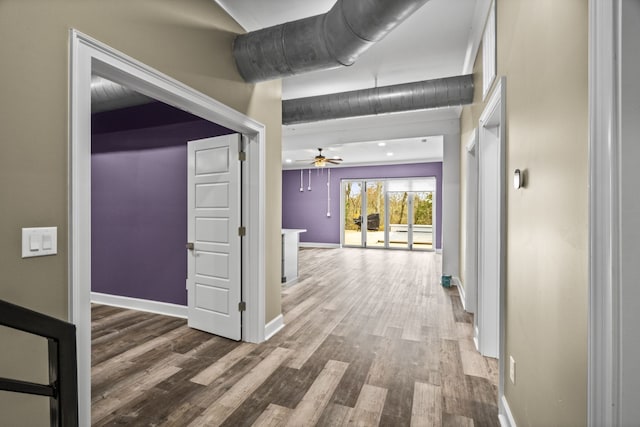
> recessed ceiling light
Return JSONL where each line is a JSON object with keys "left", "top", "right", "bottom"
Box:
{"left": 386, "top": 152, "right": 394, "bottom": 156}
{"left": 333, "top": 156, "right": 341, "bottom": 159}
{"left": 285, "top": 159, "right": 292, "bottom": 163}
{"left": 378, "top": 142, "right": 386, "bottom": 147}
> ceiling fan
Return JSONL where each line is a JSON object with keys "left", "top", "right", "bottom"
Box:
{"left": 307, "top": 148, "right": 343, "bottom": 167}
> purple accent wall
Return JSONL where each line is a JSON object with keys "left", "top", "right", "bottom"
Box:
{"left": 282, "top": 163, "right": 443, "bottom": 248}
{"left": 91, "top": 105, "right": 232, "bottom": 305}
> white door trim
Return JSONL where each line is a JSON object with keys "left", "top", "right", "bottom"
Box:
{"left": 588, "top": 0, "right": 619, "bottom": 425}
{"left": 477, "top": 77, "right": 505, "bottom": 357}
{"left": 477, "top": 77, "right": 508, "bottom": 422}
{"left": 69, "top": 30, "right": 266, "bottom": 426}
{"left": 463, "top": 129, "right": 479, "bottom": 314}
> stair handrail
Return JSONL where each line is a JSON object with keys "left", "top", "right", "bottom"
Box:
{"left": 0, "top": 299, "right": 78, "bottom": 427}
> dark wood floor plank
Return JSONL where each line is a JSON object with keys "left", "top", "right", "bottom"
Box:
{"left": 91, "top": 248, "right": 499, "bottom": 426}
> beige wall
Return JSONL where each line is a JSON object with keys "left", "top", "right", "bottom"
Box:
{"left": 0, "top": 0, "right": 281, "bottom": 424}
{"left": 460, "top": 1, "right": 588, "bottom": 425}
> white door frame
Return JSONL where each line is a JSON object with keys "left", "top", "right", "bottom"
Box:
{"left": 463, "top": 129, "right": 479, "bottom": 314}
{"left": 588, "top": 0, "right": 620, "bottom": 425}
{"left": 476, "top": 77, "right": 507, "bottom": 419}
{"left": 69, "top": 30, "right": 266, "bottom": 426}
{"left": 476, "top": 76, "right": 506, "bottom": 358}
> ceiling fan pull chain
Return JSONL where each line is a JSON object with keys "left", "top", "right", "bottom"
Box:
{"left": 300, "top": 169, "right": 303, "bottom": 192}
{"left": 327, "top": 169, "right": 331, "bottom": 217}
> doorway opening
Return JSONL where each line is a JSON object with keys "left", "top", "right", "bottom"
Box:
{"left": 341, "top": 177, "right": 437, "bottom": 250}
{"left": 70, "top": 30, "right": 266, "bottom": 425}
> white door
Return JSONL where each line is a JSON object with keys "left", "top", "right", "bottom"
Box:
{"left": 187, "top": 134, "right": 242, "bottom": 341}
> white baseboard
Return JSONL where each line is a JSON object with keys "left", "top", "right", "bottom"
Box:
{"left": 91, "top": 292, "right": 188, "bottom": 319}
{"left": 474, "top": 325, "right": 480, "bottom": 352}
{"left": 264, "top": 314, "right": 284, "bottom": 340}
{"left": 499, "top": 394, "right": 517, "bottom": 427}
{"left": 456, "top": 277, "right": 467, "bottom": 311}
{"left": 299, "top": 242, "right": 340, "bottom": 249}
{"left": 282, "top": 278, "right": 299, "bottom": 286}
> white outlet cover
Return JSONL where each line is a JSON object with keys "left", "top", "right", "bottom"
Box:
{"left": 22, "top": 227, "right": 58, "bottom": 258}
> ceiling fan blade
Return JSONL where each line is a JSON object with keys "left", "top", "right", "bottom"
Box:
{"left": 327, "top": 160, "right": 342, "bottom": 164}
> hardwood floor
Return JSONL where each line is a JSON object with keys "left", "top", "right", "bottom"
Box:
{"left": 91, "top": 248, "right": 499, "bottom": 426}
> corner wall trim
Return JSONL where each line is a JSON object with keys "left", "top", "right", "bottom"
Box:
{"left": 264, "top": 314, "right": 284, "bottom": 340}
{"left": 299, "top": 242, "right": 341, "bottom": 249}
{"left": 499, "top": 395, "right": 517, "bottom": 427}
{"left": 91, "top": 292, "right": 188, "bottom": 318}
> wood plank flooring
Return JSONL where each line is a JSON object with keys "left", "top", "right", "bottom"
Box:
{"left": 91, "top": 248, "right": 499, "bottom": 426}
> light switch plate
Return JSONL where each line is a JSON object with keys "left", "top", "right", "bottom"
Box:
{"left": 22, "top": 227, "right": 57, "bottom": 258}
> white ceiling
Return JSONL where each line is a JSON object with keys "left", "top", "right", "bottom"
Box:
{"left": 215, "top": 0, "right": 485, "bottom": 168}
{"left": 283, "top": 136, "right": 443, "bottom": 170}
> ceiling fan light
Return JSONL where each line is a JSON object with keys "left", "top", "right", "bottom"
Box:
{"left": 314, "top": 158, "right": 326, "bottom": 167}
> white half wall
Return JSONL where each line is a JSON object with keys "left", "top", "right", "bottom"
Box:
{"left": 442, "top": 132, "right": 461, "bottom": 277}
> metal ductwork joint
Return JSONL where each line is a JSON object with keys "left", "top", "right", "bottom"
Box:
{"left": 282, "top": 74, "right": 474, "bottom": 125}
{"left": 233, "top": 0, "right": 431, "bottom": 83}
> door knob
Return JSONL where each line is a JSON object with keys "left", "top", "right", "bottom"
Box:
{"left": 186, "top": 242, "right": 194, "bottom": 250}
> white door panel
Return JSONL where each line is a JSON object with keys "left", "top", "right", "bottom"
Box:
{"left": 188, "top": 134, "right": 241, "bottom": 341}
{"left": 196, "top": 218, "right": 229, "bottom": 243}
{"left": 196, "top": 183, "right": 230, "bottom": 208}
{"left": 196, "top": 146, "right": 229, "bottom": 174}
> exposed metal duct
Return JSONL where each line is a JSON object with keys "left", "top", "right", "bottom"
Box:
{"left": 282, "top": 74, "right": 474, "bottom": 125}
{"left": 91, "top": 76, "right": 153, "bottom": 113}
{"left": 233, "top": 0, "right": 431, "bottom": 83}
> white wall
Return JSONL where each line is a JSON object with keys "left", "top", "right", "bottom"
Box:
{"left": 442, "top": 132, "right": 460, "bottom": 276}
{"left": 619, "top": 0, "right": 640, "bottom": 423}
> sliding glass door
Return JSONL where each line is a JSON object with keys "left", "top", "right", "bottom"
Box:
{"left": 412, "top": 191, "right": 434, "bottom": 249}
{"left": 343, "top": 181, "right": 363, "bottom": 247}
{"left": 342, "top": 177, "right": 436, "bottom": 250}
{"left": 365, "top": 181, "right": 385, "bottom": 248}
{"left": 387, "top": 191, "right": 410, "bottom": 249}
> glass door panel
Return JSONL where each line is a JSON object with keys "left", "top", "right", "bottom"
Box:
{"left": 412, "top": 191, "right": 434, "bottom": 250}
{"left": 365, "top": 181, "right": 385, "bottom": 247}
{"left": 343, "top": 181, "right": 363, "bottom": 247}
{"left": 387, "top": 191, "right": 409, "bottom": 249}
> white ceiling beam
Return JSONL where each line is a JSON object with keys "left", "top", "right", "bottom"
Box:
{"left": 283, "top": 108, "right": 461, "bottom": 151}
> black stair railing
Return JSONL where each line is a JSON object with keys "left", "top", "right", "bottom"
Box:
{"left": 0, "top": 299, "right": 78, "bottom": 427}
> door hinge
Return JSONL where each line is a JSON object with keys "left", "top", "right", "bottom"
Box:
{"left": 186, "top": 242, "right": 194, "bottom": 250}
{"left": 238, "top": 301, "right": 246, "bottom": 312}
{"left": 239, "top": 151, "right": 246, "bottom": 162}
{"left": 238, "top": 226, "right": 246, "bottom": 236}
